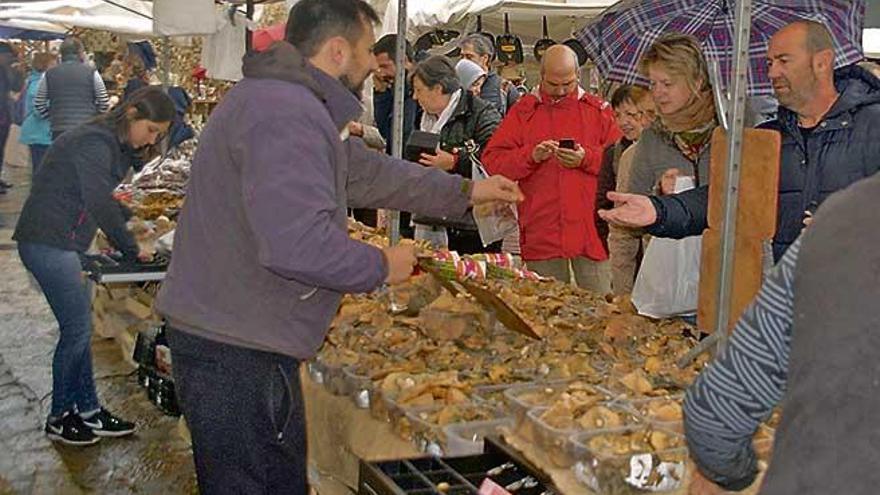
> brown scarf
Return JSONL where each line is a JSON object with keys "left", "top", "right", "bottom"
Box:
{"left": 659, "top": 88, "right": 717, "bottom": 133}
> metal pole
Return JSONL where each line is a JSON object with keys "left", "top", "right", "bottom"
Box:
{"left": 245, "top": 0, "right": 254, "bottom": 53}
{"left": 388, "top": 0, "right": 407, "bottom": 246}
{"left": 160, "top": 36, "right": 171, "bottom": 89}
{"left": 714, "top": 0, "right": 753, "bottom": 346}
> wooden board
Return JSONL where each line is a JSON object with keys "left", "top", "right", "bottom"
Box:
{"left": 698, "top": 128, "right": 781, "bottom": 333}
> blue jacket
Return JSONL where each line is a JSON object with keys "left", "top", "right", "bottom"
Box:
{"left": 19, "top": 71, "right": 52, "bottom": 146}
{"left": 649, "top": 65, "right": 880, "bottom": 261}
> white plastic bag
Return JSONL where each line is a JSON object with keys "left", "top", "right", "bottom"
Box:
{"left": 631, "top": 177, "right": 701, "bottom": 318}
{"left": 471, "top": 162, "right": 519, "bottom": 247}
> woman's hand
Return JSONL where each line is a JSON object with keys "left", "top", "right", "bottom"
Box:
{"left": 419, "top": 149, "right": 458, "bottom": 171}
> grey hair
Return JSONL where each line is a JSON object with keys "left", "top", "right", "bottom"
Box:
{"left": 413, "top": 55, "right": 462, "bottom": 94}
{"left": 460, "top": 33, "right": 495, "bottom": 59}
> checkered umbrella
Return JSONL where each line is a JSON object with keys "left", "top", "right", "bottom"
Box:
{"left": 575, "top": 0, "right": 866, "bottom": 95}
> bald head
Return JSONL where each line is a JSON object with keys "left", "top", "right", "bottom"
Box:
{"left": 541, "top": 44, "right": 579, "bottom": 76}
{"left": 540, "top": 45, "right": 579, "bottom": 99}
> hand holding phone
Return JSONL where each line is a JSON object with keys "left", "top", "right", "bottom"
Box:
{"left": 558, "top": 138, "right": 576, "bottom": 150}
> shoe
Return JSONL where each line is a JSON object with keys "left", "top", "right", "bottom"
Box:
{"left": 45, "top": 412, "right": 101, "bottom": 446}
{"left": 81, "top": 408, "right": 136, "bottom": 437}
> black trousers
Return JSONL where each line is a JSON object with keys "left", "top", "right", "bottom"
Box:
{"left": 167, "top": 328, "right": 308, "bottom": 495}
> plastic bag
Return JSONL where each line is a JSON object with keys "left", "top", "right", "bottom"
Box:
{"left": 631, "top": 177, "right": 701, "bottom": 318}
{"left": 471, "top": 162, "right": 519, "bottom": 247}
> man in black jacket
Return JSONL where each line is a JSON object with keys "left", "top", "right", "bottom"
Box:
{"left": 599, "top": 20, "right": 880, "bottom": 262}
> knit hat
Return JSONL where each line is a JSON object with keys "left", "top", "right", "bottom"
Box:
{"left": 455, "top": 59, "right": 486, "bottom": 89}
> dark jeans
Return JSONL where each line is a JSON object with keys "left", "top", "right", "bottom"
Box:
{"left": 167, "top": 328, "right": 308, "bottom": 494}
{"left": 17, "top": 242, "right": 100, "bottom": 417}
{"left": 29, "top": 144, "right": 49, "bottom": 176}
{"left": 0, "top": 119, "right": 10, "bottom": 177}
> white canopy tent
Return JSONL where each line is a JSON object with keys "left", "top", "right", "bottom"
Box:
{"left": 0, "top": 0, "right": 153, "bottom": 36}
{"left": 381, "top": 0, "right": 619, "bottom": 45}
{"left": 865, "top": 28, "right": 880, "bottom": 58}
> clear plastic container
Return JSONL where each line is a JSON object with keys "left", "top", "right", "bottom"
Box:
{"left": 319, "top": 359, "right": 348, "bottom": 396}
{"left": 504, "top": 381, "right": 613, "bottom": 426}
{"left": 443, "top": 418, "right": 514, "bottom": 457}
{"left": 471, "top": 382, "right": 526, "bottom": 412}
{"left": 342, "top": 366, "right": 373, "bottom": 409}
{"left": 527, "top": 402, "right": 644, "bottom": 469}
{"left": 629, "top": 395, "right": 685, "bottom": 432}
{"left": 570, "top": 426, "right": 687, "bottom": 494}
{"left": 404, "top": 403, "right": 508, "bottom": 457}
{"left": 306, "top": 360, "right": 324, "bottom": 384}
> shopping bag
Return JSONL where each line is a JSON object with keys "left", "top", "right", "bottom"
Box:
{"left": 469, "top": 148, "right": 518, "bottom": 247}
{"left": 631, "top": 177, "right": 701, "bottom": 318}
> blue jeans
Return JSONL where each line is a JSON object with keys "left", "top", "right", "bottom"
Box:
{"left": 168, "top": 328, "right": 308, "bottom": 494}
{"left": 29, "top": 144, "right": 49, "bottom": 176}
{"left": 18, "top": 242, "right": 100, "bottom": 417}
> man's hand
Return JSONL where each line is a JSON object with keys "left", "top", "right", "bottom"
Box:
{"left": 382, "top": 244, "right": 417, "bottom": 285}
{"left": 419, "top": 149, "right": 457, "bottom": 171}
{"left": 348, "top": 121, "right": 364, "bottom": 137}
{"left": 659, "top": 168, "right": 682, "bottom": 195}
{"left": 470, "top": 175, "right": 524, "bottom": 205}
{"left": 597, "top": 192, "right": 658, "bottom": 228}
{"left": 688, "top": 468, "right": 725, "bottom": 495}
{"left": 373, "top": 74, "right": 390, "bottom": 93}
{"left": 531, "top": 140, "right": 558, "bottom": 163}
{"left": 137, "top": 246, "right": 155, "bottom": 263}
{"left": 556, "top": 144, "right": 586, "bottom": 169}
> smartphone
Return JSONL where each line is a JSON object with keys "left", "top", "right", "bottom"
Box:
{"left": 558, "top": 138, "right": 576, "bottom": 150}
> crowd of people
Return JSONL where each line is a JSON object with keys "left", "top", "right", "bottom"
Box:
{"left": 2, "top": 0, "right": 879, "bottom": 493}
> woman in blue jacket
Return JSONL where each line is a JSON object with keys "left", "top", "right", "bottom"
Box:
{"left": 14, "top": 87, "right": 174, "bottom": 446}
{"left": 19, "top": 52, "right": 56, "bottom": 174}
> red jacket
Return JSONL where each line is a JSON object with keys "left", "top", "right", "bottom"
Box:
{"left": 482, "top": 89, "right": 622, "bottom": 262}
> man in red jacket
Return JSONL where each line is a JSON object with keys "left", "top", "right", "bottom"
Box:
{"left": 482, "top": 44, "right": 622, "bottom": 292}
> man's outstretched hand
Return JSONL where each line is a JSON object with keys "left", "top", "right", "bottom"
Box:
{"left": 598, "top": 192, "right": 658, "bottom": 228}
{"left": 470, "top": 175, "right": 524, "bottom": 205}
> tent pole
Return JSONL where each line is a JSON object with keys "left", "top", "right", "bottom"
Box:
{"left": 714, "top": 0, "right": 753, "bottom": 346}
{"left": 245, "top": 0, "right": 254, "bottom": 52}
{"left": 388, "top": 0, "right": 407, "bottom": 246}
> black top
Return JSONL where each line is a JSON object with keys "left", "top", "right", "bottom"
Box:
{"left": 13, "top": 122, "right": 140, "bottom": 257}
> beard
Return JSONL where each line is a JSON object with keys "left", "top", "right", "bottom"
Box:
{"left": 340, "top": 72, "right": 368, "bottom": 97}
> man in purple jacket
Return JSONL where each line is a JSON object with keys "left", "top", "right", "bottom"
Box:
{"left": 155, "top": 0, "right": 522, "bottom": 493}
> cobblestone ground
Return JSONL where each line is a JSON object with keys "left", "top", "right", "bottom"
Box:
{"left": 0, "top": 161, "right": 197, "bottom": 494}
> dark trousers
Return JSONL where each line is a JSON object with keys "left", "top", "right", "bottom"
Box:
{"left": 29, "top": 144, "right": 49, "bottom": 176}
{"left": 17, "top": 242, "right": 100, "bottom": 417}
{"left": 448, "top": 228, "right": 502, "bottom": 255}
{"left": 167, "top": 328, "right": 308, "bottom": 495}
{"left": 0, "top": 119, "right": 10, "bottom": 177}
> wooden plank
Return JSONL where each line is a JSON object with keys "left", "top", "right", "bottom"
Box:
{"left": 698, "top": 128, "right": 780, "bottom": 333}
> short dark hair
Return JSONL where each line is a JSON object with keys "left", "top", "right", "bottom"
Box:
{"left": 373, "top": 34, "right": 414, "bottom": 62}
{"left": 60, "top": 37, "right": 84, "bottom": 60}
{"left": 412, "top": 55, "right": 461, "bottom": 94}
{"left": 610, "top": 84, "right": 649, "bottom": 109}
{"left": 285, "top": 0, "right": 380, "bottom": 58}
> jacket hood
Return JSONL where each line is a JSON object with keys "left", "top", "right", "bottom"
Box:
{"left": 778, "top": 64, "right": 880, "bottom": 132}
{"left": 241, "top": 41, "right": 362, "bottom": 131}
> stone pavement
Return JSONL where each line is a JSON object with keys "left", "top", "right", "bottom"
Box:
{"left": 0, "top": 160, "right": 196, "bottom": 494}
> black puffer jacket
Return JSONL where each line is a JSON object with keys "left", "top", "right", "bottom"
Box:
{"left": 414, "top": 91, "right": 501, "bottom": 229}
{"left": 649, "top": 65, "right": 880, "bottom": 261}
{"left": 13, "top": 123, "right": 140, "bottom": 257}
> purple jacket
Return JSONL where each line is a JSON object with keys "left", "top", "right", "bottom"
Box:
{"left": 155, "top": 43, "right": 471, "bottom": 359}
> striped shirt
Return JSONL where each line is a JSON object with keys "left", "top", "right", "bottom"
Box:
{"left": 683, "top": 236, "right": 801, "bottom": 490}
{"left": 33, "top": 69, "right": 110, "bottom": 119}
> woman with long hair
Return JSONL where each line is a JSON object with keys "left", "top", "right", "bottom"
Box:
{"left": 19, "top": 52, "right": 57, "bottom": 174}
{"left": 13, "top": 87, "right": 174, "bottom": 445}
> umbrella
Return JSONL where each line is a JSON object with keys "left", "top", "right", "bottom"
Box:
{"left": 575, "top": 0, "right": 866, "bottom": 95}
